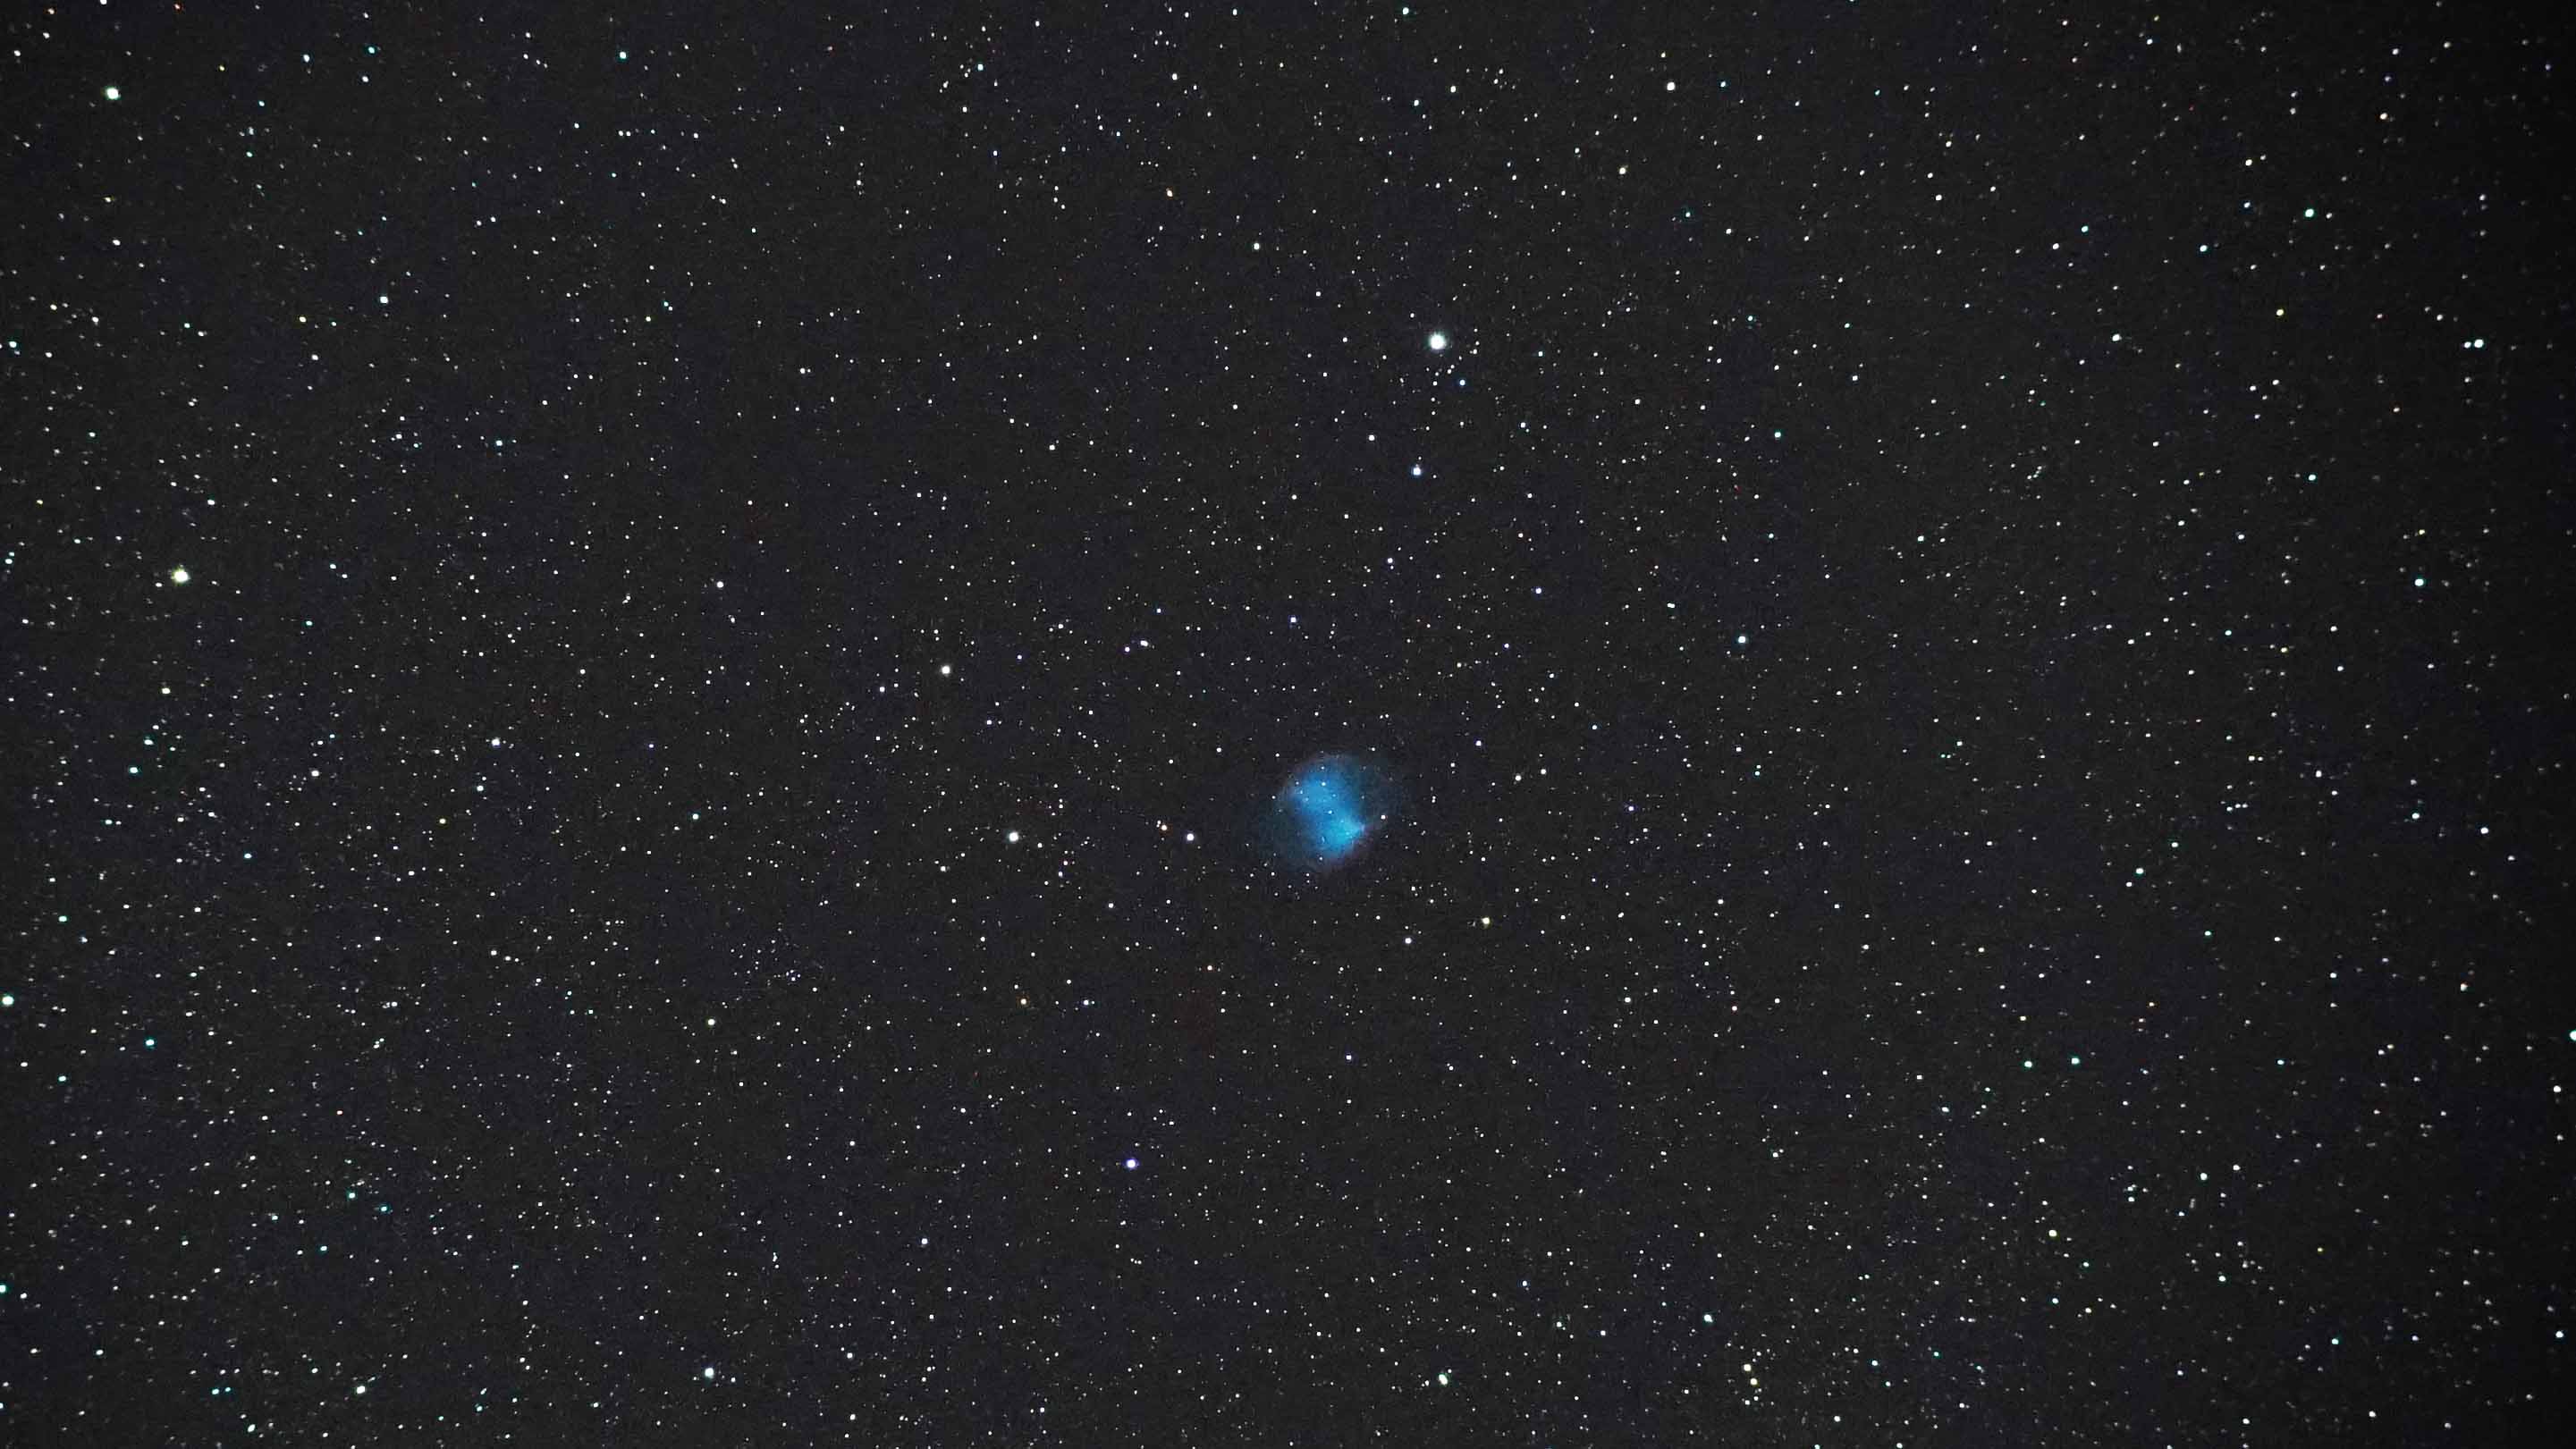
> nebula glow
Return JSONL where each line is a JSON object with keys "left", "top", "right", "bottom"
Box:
{"left": 1268, "top": 754, "right": 1394, "bottom": 871}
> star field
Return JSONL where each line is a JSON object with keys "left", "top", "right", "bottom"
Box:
{"left": 4, "top": 3, "right": 2572, "bottom": 1445}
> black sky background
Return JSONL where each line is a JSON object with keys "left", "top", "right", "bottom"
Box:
{"left": 6, "top": 1, "right": 2572, "bottom": 1444}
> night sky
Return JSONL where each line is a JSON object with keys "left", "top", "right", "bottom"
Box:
{"left": 7, "top": 3, "right": 2573, "bottom": 1444}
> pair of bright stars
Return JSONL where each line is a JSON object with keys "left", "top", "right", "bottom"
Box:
{"left": 1411, "top": 338, "right": 1443, "bottom": 476}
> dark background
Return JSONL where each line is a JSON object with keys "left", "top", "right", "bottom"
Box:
{"left": 5, "top": 1, "right": 2571, "bottom": 1443}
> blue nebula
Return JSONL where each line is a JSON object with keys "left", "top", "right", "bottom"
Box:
{"left": 1268, "top": 754, "right": 1392, "bottom": 871}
